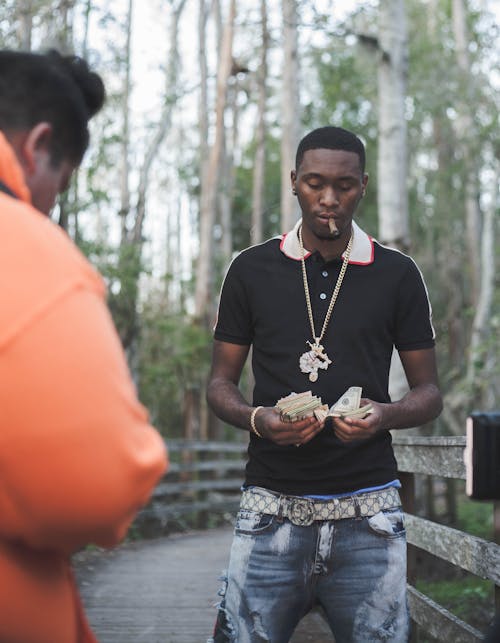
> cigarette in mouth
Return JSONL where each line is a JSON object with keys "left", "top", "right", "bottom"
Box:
{"left": 328, "top": 218, "right": 338, "bottom": 234}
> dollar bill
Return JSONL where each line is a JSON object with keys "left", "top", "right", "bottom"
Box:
{"left": 275, "top": 387, "right": 372, "bottom": 423}
{"left": 275, "top": 391, "right": 326, "bottom": 422}
{"left": 313, "top": 406, "right": 329, "bottom": 423}
{"left": 330, "top": 386, "right": 362, "bottom": 414}
{"left": 328, "top": 386, "right": 373, "bottom": 419}
{"left": 330, "top": 402, "right": 373, "bottom": 419}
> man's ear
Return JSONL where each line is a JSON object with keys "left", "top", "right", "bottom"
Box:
{"left": 20, "top": 122, "right": 53, "bottom": 175}
{"left": 290, "top": 169, "right": 297, "bottom": 194}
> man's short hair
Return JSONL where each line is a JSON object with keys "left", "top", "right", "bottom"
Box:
{"left": 0, "top": 49, "right": 105, "bottom": 166}
{"left": 295, "top": 126, "right": 366, "bottom": 174}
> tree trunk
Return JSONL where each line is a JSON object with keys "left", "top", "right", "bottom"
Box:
{"left": 194, "top": 0, "right": 236, "bottom": 325}
{"left": 52, "top": 0, "right": 76, "bottom": 232}
{"left": 111, "top": 0, "right": 188, "bottom": 356}
{"left": 81, "top": 0, "right": 92, "bottom": 57}
{"left": 119, "top": 0, "right": 133, "bottom": 242}
{"left": 466, "top": 165, "right": 497, "bottom": 393}
{"left": 251, "top": 0, "right": 269, "bottom": 246}
{"left": 427, "top": 2, "right": 466, "bottom": 381}
{"left": 16, "top": 0, "right": 33, "bottom": 50}
{"left": 452, "top": 0, "right": 481, "bottom": 305}
{"left": 214, "top": 0, "right": 231, "bottom": 264}
{"left": 280, "top": 0, "right": 300, "bottom": 233}
{"left": 41, "top": 0, "right": 75, "bottom": 53}
{"left": 377, "top": 0, "right": 410, "bottom": 402}
{"left": 133, "top": 0, "right": 187, "bottom": 244}
{"left": 70, "top": 0, "right": 93, "bottom": 244}
{"left": 219, "top": 82, "right": 238, "bottom": 262}
{"left": 198, "top": 0, "right": 209, "bottom": 173}
{"left": 56, "top": 0, "right": 75, "bottom": 53}
{"left": 377, "top": 0, "right": 409, "bottom": 251}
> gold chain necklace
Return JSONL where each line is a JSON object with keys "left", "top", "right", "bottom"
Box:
{"left": 298, "top": 224, "right": 354, "bottom": 382}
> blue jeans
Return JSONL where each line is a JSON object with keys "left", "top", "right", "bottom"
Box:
{"left": 209, "top": 499, "right": 409, "bottom": 642}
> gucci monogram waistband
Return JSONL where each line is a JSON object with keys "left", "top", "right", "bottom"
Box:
{"left": 240, "top": 485, "right": 401, "bottom": 527}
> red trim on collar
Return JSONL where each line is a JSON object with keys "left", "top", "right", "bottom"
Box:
{"left": 349, "top": 235, "right": 375, "bottom": 265}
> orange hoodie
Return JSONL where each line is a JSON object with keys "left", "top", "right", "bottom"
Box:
{"left": 0, "top": 131, "right": 168, "bottom": 643}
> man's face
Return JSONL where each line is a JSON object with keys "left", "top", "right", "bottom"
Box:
{"left": 27, "top": 149, "right": 75, "bottom": 216}
{"left": 291, "top": 148, "right": 368, "bottom": 242}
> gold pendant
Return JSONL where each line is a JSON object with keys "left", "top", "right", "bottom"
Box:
{"left": 299, "top": 342, "right": 332, "bottom": 382}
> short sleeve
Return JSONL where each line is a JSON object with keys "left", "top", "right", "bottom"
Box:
{"left": 214, "top": 256, "right": 253, "bottom": 345}
{"left": 394, "top": 258, "right": 436, "bottom": 351}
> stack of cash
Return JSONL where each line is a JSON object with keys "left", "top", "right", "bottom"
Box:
{"left": 327, "top": 386, "right": 373, "bottom": 420}
{"left": 275, "top": 391, "right": 328, "bottom": 422}
{"left": 275, "top": 387, "right": 373, "bottom": 424}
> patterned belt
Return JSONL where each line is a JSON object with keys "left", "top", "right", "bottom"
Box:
{"left": 240, "top": 486, "right": 401, "bottom": 527}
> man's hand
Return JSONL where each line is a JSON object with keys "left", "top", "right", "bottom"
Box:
{"left": 330, "top": 348, "right": 444, "bottom": 443}
{"left": 255, "top": 407, "right": 325, "bottom": 446}
{"left": 331, "top": 398, "right": 384, "bottom": 443}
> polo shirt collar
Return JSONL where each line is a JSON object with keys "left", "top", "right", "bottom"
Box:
{"left": 279, "top": 218, "right": 374, "bottom": 265}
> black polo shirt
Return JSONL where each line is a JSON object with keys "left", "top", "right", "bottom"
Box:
{"left": 214, "top": 220, "right": 435, "bottom": 495}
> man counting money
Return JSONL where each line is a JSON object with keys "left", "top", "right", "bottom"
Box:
{"left": 207, "top": 126, "right": 442, "bottom": 642}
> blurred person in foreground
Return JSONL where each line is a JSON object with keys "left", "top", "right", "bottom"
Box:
{"left": 0, "top": 49, "right": 167, "bottom": 643}
{"left": 207, "top": 126, "right": 442, "bottom": 642}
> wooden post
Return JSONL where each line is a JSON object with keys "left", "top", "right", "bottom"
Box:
{"left": 495, "top": 501, "right": 500, "bottom": 610}
{"left": 399, "top": 471, "right": 418, "bottom": 642}
{"left": 399, "top": 471, "right": 416, "bottom": 582}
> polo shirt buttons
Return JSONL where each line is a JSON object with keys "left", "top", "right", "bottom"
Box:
{"left": 322, "top": 271, "right": 328, "bottom": 277}
{"left": 319, "top": 293, "right": 327, "bottom": 300}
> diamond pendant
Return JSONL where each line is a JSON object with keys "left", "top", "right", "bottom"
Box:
{"left": 299, "top": 342, "right": 332, "bottom": 382}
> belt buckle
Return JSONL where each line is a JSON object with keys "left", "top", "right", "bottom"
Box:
{"left": 287, "top": 497, "right": 314, "bottom": 526}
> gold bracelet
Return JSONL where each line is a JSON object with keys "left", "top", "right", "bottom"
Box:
{"left": 250, "top": 406, "right": 264, "bottom": 438}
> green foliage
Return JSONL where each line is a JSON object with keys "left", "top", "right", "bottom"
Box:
{"left": 231, "top": 133, "right": 282, "bottom": 253}
{"left": 414, "top": 490, "right": 496, "bottom": 634}
{"left": 76, "top": 236, "right": 115, "bottom": 269}
{"left": 415, "top": 576, "right": 493, "bottom": 630}
{"left": 106, "top": 241, "right": 144, "bottom": 348}
{"left": 136, "top": 297, "right": 213, "bottom": 438}
{"left": 5, "top": 0, "right": 496, "bottom": 431}
{"left": 456, "top": 491, "right": 494, "bottom": 540}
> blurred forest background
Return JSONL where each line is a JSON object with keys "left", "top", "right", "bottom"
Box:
{"left": 1, "top": 0, "right": 498, "bottom": 442}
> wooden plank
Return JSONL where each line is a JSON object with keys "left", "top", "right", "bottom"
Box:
{"left": 393, "top": 436, "right": 467, "bottom": 447}
{"left": 393, "top": 438, "right": 466, "bottom": 478}
{"left": 166, "top": 460, "right": 245, "bottom": 475}
{"left": 75, "top": 528, "right": 336, "bottom": 643}
{"left": 166, "top": 439, "right": 248, "bottom": 454}
{"left": 75, "top": 528, "right": 234, "bottom": 643}
{"left": 405, "top": 514, "right": 500, "bottom": 584}
{"left": 407, "top": 585, "right": 484, "bottom": 642}
{"left": 393, "top": 436, "right": 466, "bottom": 478}
{"left": 495, "top": 501, "right": 500, "bottom": 610}
{"left": 138, "top": 497, "right": 241, "bottom": 521}
{"left": 153, "top": 478, "right": 243, "bottom": 497}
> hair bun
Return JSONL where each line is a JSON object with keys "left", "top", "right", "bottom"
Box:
{"left": 47, "top": 49, "right": 105, "bottom": 117}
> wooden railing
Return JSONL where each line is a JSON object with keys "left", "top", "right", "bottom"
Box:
{"left": 137, "top": 439, "right": 247, "bottom": 527}
{"left": 393, "top": 435, "right": 498, "bottom": 642}
{"left": 137, "top": 436, "right": 498, "bottom": 641}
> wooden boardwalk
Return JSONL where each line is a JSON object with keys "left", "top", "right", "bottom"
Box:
{"left": 75, "top": 526, "right": 334, "bottom": 643}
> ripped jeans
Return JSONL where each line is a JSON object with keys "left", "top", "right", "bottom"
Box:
{"left": 208, "top": 493, "right": 409, "bottom": 643}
